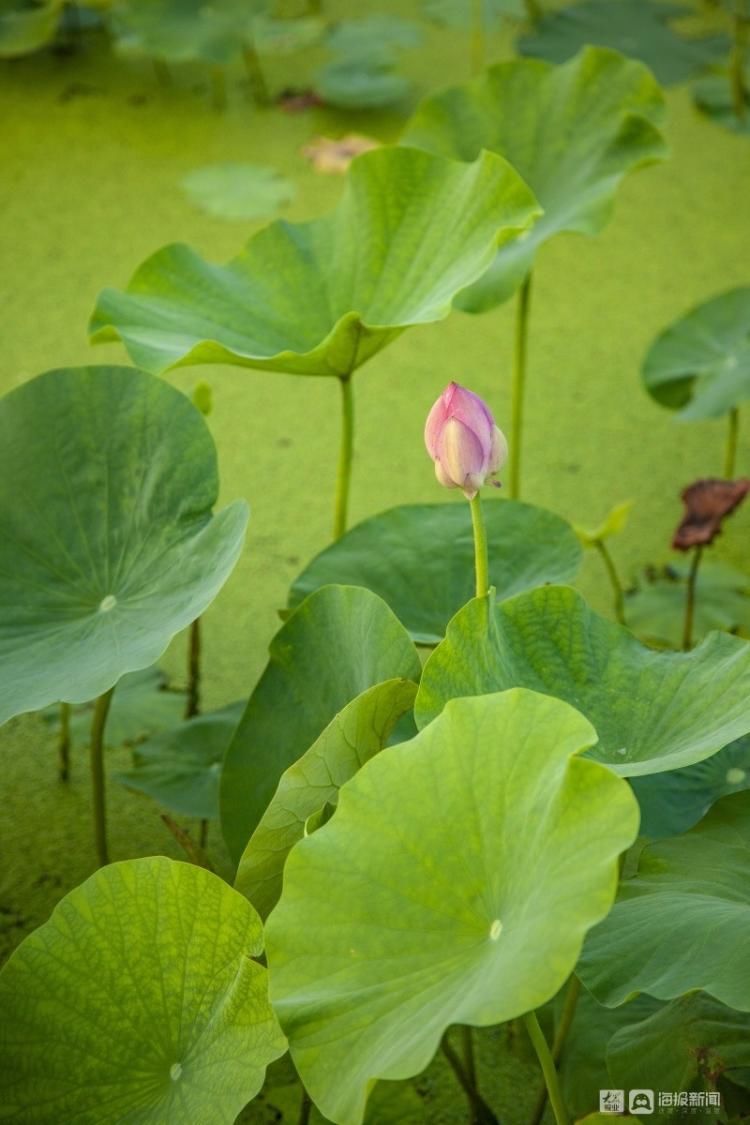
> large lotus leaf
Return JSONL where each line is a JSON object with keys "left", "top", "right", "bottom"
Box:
{"left": 181, "top": 163, "right": 295, "bottom": 222}
{"left": 90, "top": 147, "right": 540, "bottom": 377}
{"left": 0, "top": 0, "right": 61, "bottom": 57}
{"left": 642, "top": 287, "right": 750, "bottom": 420}
{"left": 235, "top": 678, "right": 417, "bottom": 919}
{"left": 108, "top": 0, "right": 266, "bottom": 65}
{"left": 415, "top": 585, "right": 750, "bottom": 777}
{"left": 518, "top": 0, "right": 729, "bottom": 86}
{"left": 266, "top": 689, "right": 639, "bottom": 1125}
{"left": 631, "top": 734, "right": 750, "bottom": 838}
{"left": 579, "top": 791, "right": 750, "bottom": 1010}
{"left": 626, "top": 559, "right": 750, "bottom": 648}
{"left": 607, "top": 993, "right": 750, "bottom": 1115}
{"left": 0, "top": 366, "right": 248, "bottom": 725}
{"left": 115, "top": 701, "right": 244, "bottom": 819}
{"left": 42, "top": 666, "right": 187, "bottom": 749}
{"left": 402, "top": 46, "right": 666, "bottom": 312}
{"left": 288, "top": 500, "right": 582, "bottom": 645}
{"left": 0, "top": 857, "right": 286, "bottom": 1123}
{"left": 221, "top": 585, "right": 421, "bottom": 864}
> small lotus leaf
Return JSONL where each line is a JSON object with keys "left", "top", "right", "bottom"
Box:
{"left": 578, "top": 791, "right": 750, "bottom": 1010}
{"left": 575, "top": 499, "right": 634, "bottom": 546}
{"left": 108, "top": 0, "right": 267, "bottom": 65}
{"left": 90, "top": 147, "right": 540, "bottom": 377}
{"left": 115, "top": 701, "right": 244, "bottom": 819}
{"left": 0, "top": 367, "right": 248, "bottom": 725}
{"left": 289, "top": 500, "right": 582, "bottom": 644}
{"left": 234, "top": 678, "right": 417, "bottom": 918}
{"left": 221, "top": 585, "right": 421, "bottom": 863}
{"left": 181, "top": 163, "right": 295, "bottom": 222}
{"left": 642, "top": 287, "right": 750, "bottom": 420}
{"left": 415, "top": 585, "right": 750, "bottom": 776}
{"left": 0, "top": 857, "right": 286, "bottom": 1123}
{"left": 518, "top": 0, "right": 729, "bottom": 86}
{"left": 266, "top": 689, "right": 639, "bottom": 1125}
{"left": 403, "top": 46, "right": 666, "bottom": 312}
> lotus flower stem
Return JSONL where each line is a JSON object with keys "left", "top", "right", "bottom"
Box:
{"left": 509, "top": 274, "right": 532, "bottom": 501}
{"left": 441, "top": 1032, "right": 500, "bottom": 1125}
{"left": 529, "top": 976, "right": 581, "bottom": 1125}
{"left": 90, "top": 686, "right": 115, "bottom": 868}
{"left": 682, "top": 545, "right": 704, "bottom": 651}
{"left": 730, "top": 0, "right": 748, "bottom": 122}
{"left": 58, "top": 701, "right": 71, "bottom": 783}
{"left": 523, "top": 1011, "right": 570, "bottom": 1125}
{"left": 186, "top": 617, "right": 201, "bottom": 720}
{"left": 333, "top": 375, "right": 355, "bottom": 540}
{"left": 471, "top": 0, "right": 485, "bottom": 75}
{"left": 593, "top": 540, "right": 626, "bottom": 626}
{"left": 243, "top": 43, "right": 271, "bottom": 106}
{"left": 725, "top": 407, "right": 740, "bottom": 478}
{"left": 470, "top": 494, "right": 490, "bottom": 598}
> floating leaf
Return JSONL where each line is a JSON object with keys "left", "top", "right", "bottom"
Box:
{"left": 221, "top": 586, "right": 420, "bottom": 863}
{"left": 0, "top": 366, "right": 248, "bottom": 725}
{"left": 181, "top": 163, "right": 295, "bottom": 222}
{"left": 626, "top": 559, "right": 750, "bottom": 647}
{"left": 631, "top": 734, "right": 750, "bottom": 838}
{"left": 422, "top": 0, "right": 525, "bottom": 29}
{"left": 235, "top": 678, "right": 417, "bottom": 918}
{"left": 301, "top": 134, "right": 381, "bottom": 175}
{"left": 518, "top": 0, "right": 729, "bottom": 86}
{"left": 575, "top": 499, "right": 634, "bottom": 546}
{"left": 693, "top": 68, "right": 750, "bottom": 136}
{"left": 326, "top": 14, "right": 423, "bottom": 61}
{"left": 115, "top": 701, "right": 244, "bottom": 819}
{"left": 266, "top": 690, "right": 639, "bottom": 1125}
{"left": 314, "top": 63, "right": 411, "bottom": 109}
{"left": 607, "top": 992, "right": 750, "bottom": 1105}
{"left": 42, "top": 666, "right": 187, "bottom": 749}
{"left": 252, "top": 14, "right": 323, "bottom": 56}
{"left": 403, "top": 46, "right": 666, "bottom": 312}
{"left": 642, "top": 287, "right": 750, "bottom": 419}
{"left": 90, "top": 147, "right": 539, "bottom": 377}
{"left": 289, "top": 500, "right": 582, "bottom": 645}
{"left": 108, "top": 0, "right": 265, "bottom": 65}
{"left": 672, "top": 477, "right": 750, "bottom": 550}
{"left": 579, "top": 791, "right": 750, "bottom": 1010}
{"left": 0, "top": 0, "right": 62, "bottom": 58}
{"left": 415, "top": 585, "right": 750, "bottom": 776}
{"left": 0, "top": 857, "right": 286, "bottom": 1123}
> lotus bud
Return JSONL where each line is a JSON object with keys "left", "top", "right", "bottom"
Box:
{"left": 424, "top": 382, "right": 508, "bottom": 500}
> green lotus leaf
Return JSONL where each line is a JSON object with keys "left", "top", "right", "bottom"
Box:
{"left": 326, "top": 14, "right": 423, "bottom": 60}
{"left": 221, "top": 585, "right": 421, "bottom": 864}
{"left": 578, "top": 791, "right": 750, "bottom": 1010}
{"left": 314, "top": 62, "right": 411, "bottom": 109}
{"left": 0, "top": 857, "right": 286, "bottom": 1123}
{"left": 89, "top": 147, "right": 540, "bottom": 377}
{"left": 0, "top": 366, "right": 248, "bottom": 725}
{"left": 235, "top": 678, "right": 417, "bottom": 919}
{"left": 607, "top": 993, "right": 750, "bottom": 1114}
{"left": 0, "top": 0, "right": 61, "bottom": 58}
{"left": 42, "top": 666, "right": 187, "bottom": 749}
{"left": 422, "top": 0, "right": 525, "bottom": 29}
{"left": 518, "top": 0, "right": 729, "bottom": 86}
{"left": 693, "top": 68, "right": 750, "bottom": 136}
{"left": 631, "top": 734, "right": 750, "bottom": 838}
{"left": 181, "top": 163, "right": 295, "bottom": 222}
{"left": 108, "top": 0, "right": 267, "bottom": 65}
{"left": 402, "top": 46, "right": 666, "bottom": 312}
{"left": 415, "top": 585, "right": 750, "bottom": 777}
{"left": 642, "top": 287, "right": 750, "bottom": 420}
{"left": 288, "top": 500, "right": 582, "bottom": 645}
{"left": 251, "top": 15, "right": 323, "bottom": 56}
{"left": 115, "top": 701, "right": 244, "bottom": 819}
{"left": 626, "top": 559, "right": 750, "bottom": 647}
{"left": 266, "top": 689, "right": 639, "bottom": 1125}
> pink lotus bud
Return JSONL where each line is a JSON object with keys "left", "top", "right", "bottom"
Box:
{"left": 424, "top": 382, "right": 508, "bottom": 499}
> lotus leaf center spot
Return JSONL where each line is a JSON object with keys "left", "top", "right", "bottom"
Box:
{"left": 616, "top": 747, "right": 627, "bottom": 756}
{"left": 489, "top": 919, "right": 503, "bottom": 941}
{"left": 170, "top": 1063, "right": 183, "bottom": 1082}
{"left": 99, "top": 594, "right": 117, "bottom": 613}
{"left": 726, "top": 767, "right": 746, "bottom": 784}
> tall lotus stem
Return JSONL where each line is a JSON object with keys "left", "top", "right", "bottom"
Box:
{"left": 730, "top": 0, "right": 748, "bottom": 122}
{"left": 524, "top": 1011, "right": 570, "bottom": 1125}
{"left": 471, "top": 0, "right": 485, "bottom": 75}
{"left": 594, "top": 540, "right": 626, "bottom": 625}
{"left": 725, "top": 407, "right": 740, "bottom": 478}
{"left": 441, "top": 1032, "right": 499, "bottom": 1125}
{"left": 59, "top": 701, "right": 71, "bottom": 782}
{"left": 243, "top": 42, "right": 270, "bottom": 106}
{"left": 333, "top": 374, "right": 354, "bottom": 540}
{"left": 90, "top": 686, "right": 115, "bottom": 867}
{"left": 186, "top": 618, "right": 201, "bottom": 719}
{"left": 529, "top": 975, "right": 581, "bottom": 1125}
{"left": 682, "top": 546, "right": 703, "bottom": 651}
{"left": 509, "top": 274, "right": 532, "bottom": 501}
